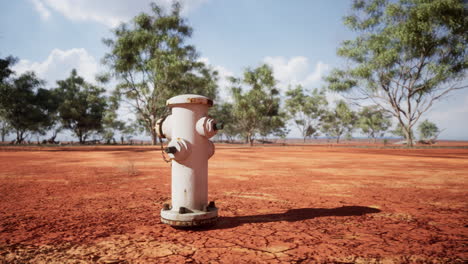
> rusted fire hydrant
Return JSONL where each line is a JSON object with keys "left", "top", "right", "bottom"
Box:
{"left": 156, "top": 94, "right": 221, "bottom": 227}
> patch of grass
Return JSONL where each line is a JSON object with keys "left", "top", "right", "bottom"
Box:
{"left": 119, "top": 160, "right": 139, "bottom": 176}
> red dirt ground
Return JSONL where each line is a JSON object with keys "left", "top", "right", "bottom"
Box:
{"left": 0, "top": 145, "right": 467, "bottom": 263}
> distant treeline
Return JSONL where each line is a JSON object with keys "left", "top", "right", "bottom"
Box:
{"left": 1, "top": 0, "right": 465, "bottom": 146}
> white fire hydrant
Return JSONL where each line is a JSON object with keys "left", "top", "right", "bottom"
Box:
{"left": 156, "top": 94, "right": 221, "bottom": 227}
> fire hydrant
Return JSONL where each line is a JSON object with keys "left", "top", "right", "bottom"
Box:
{"left": 156, "top": 94, "right": 221, "bottom": 227}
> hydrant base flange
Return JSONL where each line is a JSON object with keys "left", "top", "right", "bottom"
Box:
{"left": 160, "top": 207, "right": 218, "bottom": 227}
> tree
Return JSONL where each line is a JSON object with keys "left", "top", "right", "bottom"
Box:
{"left": 259, "top": 111, "right": 288, "bottom": 143}
{"left": 320, "top": 100, "right": 357, "bottom": 143}
{"left": 418, "top": 119, "right": 440, "bottom": 143}
{"left": 38, "top": 87, "right": 62, "bottom": 144}
{"left": 0, "top": 56, "right": 18, "bottom": 142}
{"left": 101, "top": 95, "right": 126, "bottom": 144}
{"left": 56, "top": 70, "right": 107, "bottom": 144}
{"left": 0, "top": 72, "right": 56, "bottom": 143}
{"left": 357, "top": 105, "right": 392, "bottom": 143}
{"left": 230, "top": 64, "right": 285, "bottom": 146}
{"left": 102, "top": 2, "right": 218, "bottom": 145}
{"left": 209, "top": 102, "right": 239, "bottom": 142}
{"left": 0, "top": 56, "right": 17, "bottom": 83}
{"left": 0, "top": 112, "right": 12, "bottom": 142}
{"left": 285, "top": 86, "right": 328, "bottom": 142}
{"left": 120, "top": 122, "right": 137, "bottom": 144}
{"left": 326, "top": 0, "right": 467, "bottom": 147}
{"left": 391, "top": 123, "right": 414, "bottom": 141}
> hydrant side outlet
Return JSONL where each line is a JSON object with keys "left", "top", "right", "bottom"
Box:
{"left": 159, "top": 94, "right": 219, "bottom": 227}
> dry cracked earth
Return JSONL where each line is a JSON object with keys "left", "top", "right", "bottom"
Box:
{"left": 0, "top": 145, "right": 467, "bottom": 263}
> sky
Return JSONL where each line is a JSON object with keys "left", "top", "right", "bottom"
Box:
{"left": 1, "top": 0, "right": 467, "bottom": 140}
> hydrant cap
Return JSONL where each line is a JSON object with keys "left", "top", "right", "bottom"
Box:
{"left": 166, "top": 94, "right": 213, "bottom": 107}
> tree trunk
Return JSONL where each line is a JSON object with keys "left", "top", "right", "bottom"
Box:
{"left": 303, "top": 137, "right": 306, "bottom": 143}
{"left": 76, "top": 129, "right": 83, "bottom": 144}
{"left": 247, "top": 131, "right": 255, "bottom": 146}
{"left": 404, "top": 128, "right": 414, "bottom": 147}
{"left": 336, "top": 135, "right": 340, "bottom": 143}
{"left": 16, "top": 131, "right": 26, "bottom": 144}
{"left": 151, "top": 130, "right": 158, "bottom": 145}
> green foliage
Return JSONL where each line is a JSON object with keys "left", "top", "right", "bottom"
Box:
{"left": 0, "top": 72, "right": 57, "bottom": 143}
{"left": 418, "top": 119, "right": 440, "bottom": 141}
{"left": 285, "top": 85, "right": 328, "bottom": 142}
{"left": 56, "top": 70, "right": 107, "bottom": 144}
{"left": 230, "top": 64, "right": 286, "bottom": 146}
{"left": 209, "top": 102, "right": 239, "bottom": 142}
{"left": 102, "top": 2, "right": 218, "bottom": 145}
{"left": 320, "top": 100, "right": 357, "bottom": 143}
{"left": 327, "top": 0, "right": 468, "bottom": 146}
{"left": 0, "top": 56, "right": 17, "bottom": 83}
{"left": 0, "top": 56, "right": 17, "bottom": 142}
{"left": 120, "top": 122, "right": 137, "bottom": 143}
{"left": 357, "top": 105, "right": 392, "bottom": 142}
{"left": 101, "top": 92, "right": 126, "bottom": 144}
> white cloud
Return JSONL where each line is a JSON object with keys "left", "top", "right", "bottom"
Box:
{"left": 33, "top": 0, "right": 208, "bottom": 28}
{"left": 263, "top": 56, "right": 345, "bottom": 105}
{"left": 263, "top": 56, "right": 330, "bottom": 92}
{"left": 199, "top": 57, "right": 234, "bottom": 103}
{"left": 30, "top": 0, "right": 51, "bottom": 20}
{"left": 13, "top": 48, "right": 99, "bottom": 86}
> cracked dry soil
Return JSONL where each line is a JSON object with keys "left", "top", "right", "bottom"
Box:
{"left": 0, "top": 145, "right": 467, "bottom": 263}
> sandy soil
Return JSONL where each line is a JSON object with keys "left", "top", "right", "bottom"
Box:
{"left": 0, "top": 145, "right": 467, "bottom": 263}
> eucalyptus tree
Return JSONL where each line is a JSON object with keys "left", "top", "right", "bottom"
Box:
{"left": 320, "top": 100, "right": 357, "bottom": 143}
{"left": 0, "top": 56, "right": 17, "bottom": 83}
{"left": 357, "top": 105, "right": 392, "bottom": 143}
{"left": 102, "top": 2, "right": 218, "bottom": 145}
{"left": 391, "top": 123, "right": 413, "bottom": 140}
{"left": 209, "top": 102, "right": 240, "bottom": 142}
{"left": 326, "top": 0, "right": 467, "bottom": 147}
{"left": 0, "top": 72, "right": 56, "bottom": 143}
{"left": 56, "top": 70, "right": 107, "bottom": 144}
{"left": 230, "top": 64, "right": 285, "bottom": 146}
{"left": 418, "top": 119, "right": 440, "bottom": 143}
{"left": 0, "top": 56, "right": 17, "bottom": 142}
{"left": 285, "top": 85, "right": 328, "bottom": 142}
{"left": 0, "top": 110, "right": 12, "bottom": 142}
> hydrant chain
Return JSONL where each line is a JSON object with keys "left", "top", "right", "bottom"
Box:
{"left": 159, "top": 137, "right": 172, "bottom": 163}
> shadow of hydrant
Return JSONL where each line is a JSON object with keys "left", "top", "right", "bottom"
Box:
{"left": 208, "top": 206, "right": 381, "bottom": 230}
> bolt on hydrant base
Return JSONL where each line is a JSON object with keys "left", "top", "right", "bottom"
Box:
{"left": 156, "top": 94, "right": 220, "bottom": 227}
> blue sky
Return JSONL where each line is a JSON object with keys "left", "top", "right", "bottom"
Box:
{"left": 1, "top": 0, "right": 467, "bottom": 140}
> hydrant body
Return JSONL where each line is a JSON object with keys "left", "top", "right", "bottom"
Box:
{"left": 157, "top": 94, "right": 218, "bottom": 227}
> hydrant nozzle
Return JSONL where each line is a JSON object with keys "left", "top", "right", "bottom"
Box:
{"left": 164, "top": 146, "right": 177, "bottom": 154}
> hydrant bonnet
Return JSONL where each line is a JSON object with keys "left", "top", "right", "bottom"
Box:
{"left": 166, "top": 94, "right": 213, "bottom": 107}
